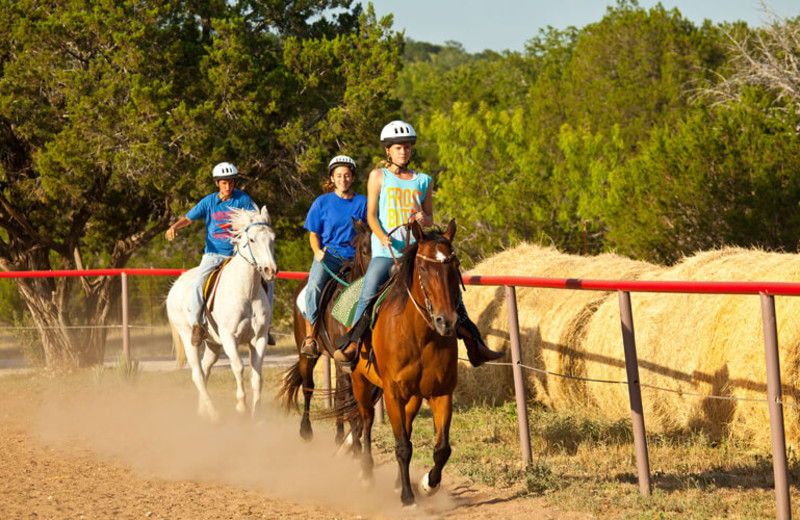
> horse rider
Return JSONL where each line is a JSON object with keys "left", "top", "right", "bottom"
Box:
{"left": 165, "top": 161, "right": 274, "bottom": 347}
{"left": 300, "top": 155, "right": 367, "bottom": 357}
{"left": 333, "top": 120, "right": 504, "bottom": 366}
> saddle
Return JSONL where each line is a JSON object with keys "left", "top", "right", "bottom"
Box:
{"left": 333, "top": 277, "right": 394, "bottom": 366}
{"left": 203, "top": 258, "right": 231, "bottom": 313}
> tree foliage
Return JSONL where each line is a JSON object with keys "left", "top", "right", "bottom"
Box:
{"left": 0, "top": 0, "right": 401, "bottom": 368}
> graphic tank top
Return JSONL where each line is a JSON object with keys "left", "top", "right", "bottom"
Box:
{"left": 371, "top": 168, "right": 431, "bottom": 259}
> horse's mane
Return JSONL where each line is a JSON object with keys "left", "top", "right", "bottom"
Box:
{"left": 227, "top": 206, "right": 268, "bottom": 241}
{"left": 386, "top": 225, "right": 452, "bottom": 308}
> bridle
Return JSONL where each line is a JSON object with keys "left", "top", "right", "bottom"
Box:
{"left": 407, "top": 246, "right": 462, "bottom": 330}
{"left": 235, "top": 221, "right": 274, "bottom": 269}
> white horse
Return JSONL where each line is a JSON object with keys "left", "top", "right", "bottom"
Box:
{"left": 167, "top": 206, "right": 277, "bottom": 422}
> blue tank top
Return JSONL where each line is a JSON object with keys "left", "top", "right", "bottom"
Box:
{"left": 371, "top": 168, "right": 431, "bottom": 258}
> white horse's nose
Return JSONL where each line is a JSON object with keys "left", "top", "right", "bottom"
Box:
{"left": 261, "top": 266, "right": 277, "bottom": 281}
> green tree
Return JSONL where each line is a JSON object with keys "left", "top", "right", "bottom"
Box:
{"left": 604, "top": 90, "right": 800, "bottom": 263}
{"left": 0, "top": 0, "right": 401, "bottom": 369}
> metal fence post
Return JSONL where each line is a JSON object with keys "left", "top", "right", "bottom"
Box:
{"left": 121, "top": 272, "right": 130, "bottom": 362}
{"left": 618, "top": 290, "right": 651, "bottom": 496}
{"left": 505, "top": 285, "right": 532, "bottom": 465}
{"left": 760, "top": 293, "right": 791, "bottom": 520}
{"left": 323, "top": 355, "right": 332, "bottom": 409}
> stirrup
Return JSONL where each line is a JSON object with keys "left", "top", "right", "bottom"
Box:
{"left": 301, "top": 336, "right": 319, "bottom": 358}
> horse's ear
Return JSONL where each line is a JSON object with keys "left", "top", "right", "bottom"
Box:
{"left": 444, "top": 219, "right": 456, "bottom": 242}
{"left": 411, "top": 220, "right": 423, "bottom": 242}
{"left": 260, "top": 205, "right": 271, "bottom": 225}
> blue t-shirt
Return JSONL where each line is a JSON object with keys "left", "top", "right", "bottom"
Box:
{"left": 186, "top": 190, "right": 257, "bottom": 255}
{"left": 304, "top": 192, "right": 367, "bottom": 259}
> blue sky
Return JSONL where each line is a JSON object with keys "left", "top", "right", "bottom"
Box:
{"left": 360, "top": 0, "right": 797, "bottom": 54}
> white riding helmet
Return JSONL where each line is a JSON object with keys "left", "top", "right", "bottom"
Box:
{"left": 328, "top": 155, "right": 357, "bottom": 175}
{"left": 212, "top": 162, "right": 238, "bottom": 180}
{"left": 380, "top": 120, "right": 417, "bottom": 147}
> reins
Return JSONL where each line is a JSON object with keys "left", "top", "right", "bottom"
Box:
{"left": 384, "top": 219, "right": 463, "bottom": 329}
{"left": 319, "top": 247, "right": 351, "bottom": 287}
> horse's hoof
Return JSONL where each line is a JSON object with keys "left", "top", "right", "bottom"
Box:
{"left": 419, "top": 472, "right": 440, "bottom": 496}
{"left": 401, "top": 501, "right": 418, "bottom": 509}
{"left": 334, "top": 432, "right": 354, "bottom": 458}
{"left": 358, "top": 469, "right": 374, "bottom": 488}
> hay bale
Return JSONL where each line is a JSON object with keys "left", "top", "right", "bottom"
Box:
{"left": 458, "top": 243, "right": 800, "bottom": 451}
{"left": 457, "top": 243, "right": 659, "bottom": 406}
{"left": 582, "top": 247, "right": 800, "bottom": 449}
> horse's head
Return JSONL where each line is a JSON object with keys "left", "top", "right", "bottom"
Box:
{"left": 230, "top": 206, "right": 278, "bottom": 281}
{"left": 409, "top": 219, "right": 460, "bottom": 337}
{"left": 350, "top": 218, "right": 372, "bottom": 278}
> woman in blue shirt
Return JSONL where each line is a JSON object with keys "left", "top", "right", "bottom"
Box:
{"left": 300, "top": 155, "right": 367, "bottom": 356}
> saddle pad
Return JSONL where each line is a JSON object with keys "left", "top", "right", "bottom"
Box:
{"left": 331, "top": 276, "right": 364, "bottom": 327}
{"left": 295, "top": 285, "right": 308, "bottom": 318}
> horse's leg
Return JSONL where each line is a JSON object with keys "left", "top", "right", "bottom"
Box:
{"left": 298, "top": 353, "right": 318, "bottom": 440}
{"left": 200, "top": 344, "right": 220, "bottom": 383}
{"left": 333, "top": 362, "right": 350, "bottom": 445}
{"left": 249, "top": 335, "right": 268, "bottom": 419}
{"left": 184, "top": 342, "right": 219, "bottom": 422}
{"left": 419, "top": 394, "right": 452, "bottom": 497}
{"left": 383, "top": 388, "right": 418, "bottom": 506}
{"left": 219, "top": 332, "right": 247, "bottom": 414}
{"left": 351, "top": 374, "right": 376, "bottom": 485}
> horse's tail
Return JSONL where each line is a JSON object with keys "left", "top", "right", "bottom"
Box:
{"left": 276, "top": 361, "right": 302, "bottom": 412}
{"left": 171, "top": 323, "right": 187, "bottom": 368}
{"left": 324, "top": 383, "right": 383, "bottom": 423}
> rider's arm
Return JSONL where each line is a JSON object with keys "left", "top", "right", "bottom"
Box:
{"left": 416, "top": 178, "right": 434, "bottom": 227}
{"left": 366, "top": 168, "right": 389, "bottom": 247}
{"left": 165, "top": 216, "right": 192, "bottom": 241}
{"left": 309, "top": 231, "right": 325, "bottom": 262}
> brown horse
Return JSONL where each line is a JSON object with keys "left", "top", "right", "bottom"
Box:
{"left": 278, "top": 219, "right": 372, "bottom": 444}
{"left": 344, "top": 219, "right": 462, "bottom": 507}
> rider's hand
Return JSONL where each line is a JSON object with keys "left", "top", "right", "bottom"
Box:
{"left": 413, "top": 211, "right": 430, "bottom": 226}
{"left": 380, "top": 234, "right": 392, "bottom": 247}
{"left": 165, "top": 227, "right": 176, "bottom": 241}
{"left": 315, "top": 248, "right": 326, "bottom": 263}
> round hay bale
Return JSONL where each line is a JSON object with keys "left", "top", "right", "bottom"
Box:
{"left": 580, "top": 247, "right": 800, "bottom": 450}
{"left": 456, "top": 243, "right": 659, "bottom": 406}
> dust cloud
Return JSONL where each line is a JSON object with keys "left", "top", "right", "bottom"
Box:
{"left": 33, "top": 382, "right": 456, "bottom": 518}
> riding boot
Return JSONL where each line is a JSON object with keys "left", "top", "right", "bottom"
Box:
{"left": 301, "top": 320, "right": 320, "bottom": 358}
{"left": 457, "top": 315, "right": 504, "bottom": 367}
{"left": 191, "top": 324, "right": 205, "bottom": 347}
{"left": 332, "top": 339, "right": 358, "bottom": 365}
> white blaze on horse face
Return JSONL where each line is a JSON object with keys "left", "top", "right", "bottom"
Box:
{"left": 435, "top": 250, "right": 448, "bottom": 262}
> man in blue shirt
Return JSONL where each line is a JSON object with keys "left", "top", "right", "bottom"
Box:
{"left": 165, "top": 162, "right": 273, "bottom": 346}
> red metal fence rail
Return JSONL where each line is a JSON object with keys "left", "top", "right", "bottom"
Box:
{"left": 1, "top": 268, "right": 796, "bottom": 518}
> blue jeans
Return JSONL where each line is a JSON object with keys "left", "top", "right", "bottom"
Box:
{"left": 190, "top": 253, "right": 229, "bottom": 327}
{"left": 304, "top": 254, "right": 346, "bottom": 325}
{"left": 190, "top": 253, "right": 275, "bottom": 327}
{"left": 352, "top": 256, "right": 396, "bottom": 325}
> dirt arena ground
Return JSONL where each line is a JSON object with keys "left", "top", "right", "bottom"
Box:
{"left": 0, "top": 362, "right": 592, "bottom": 520}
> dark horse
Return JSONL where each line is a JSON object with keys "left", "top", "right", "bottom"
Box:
{"left": 341, "top": 219, "right": 462, "bottom": 506}
{"left": 278, "top": 219, "right": 372, "bottom": 444}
